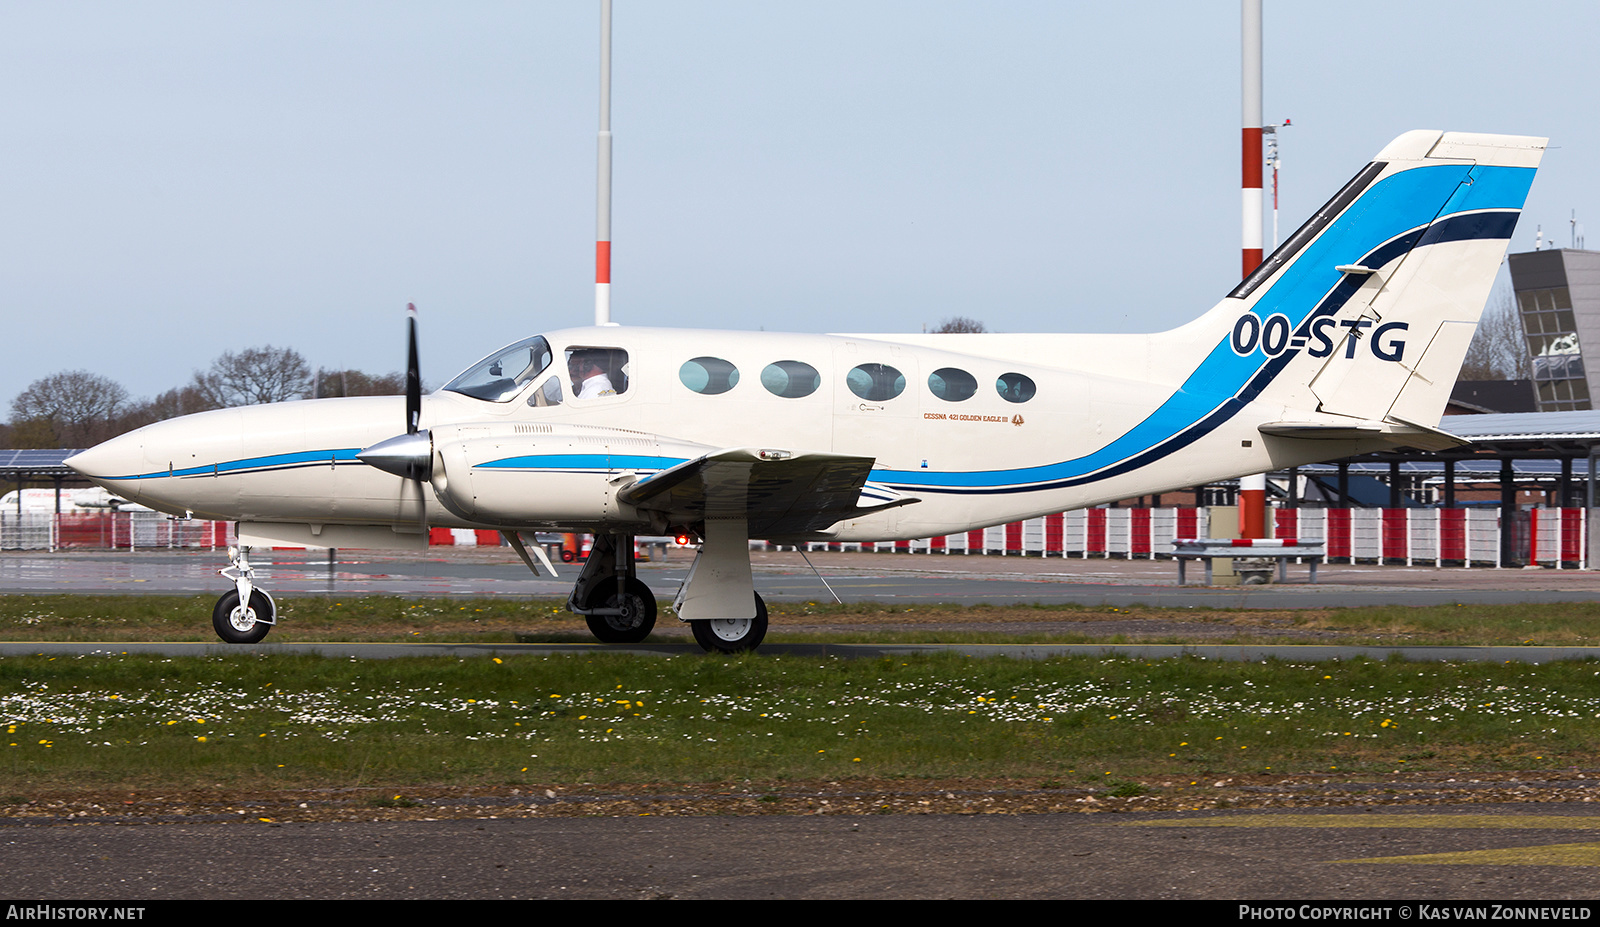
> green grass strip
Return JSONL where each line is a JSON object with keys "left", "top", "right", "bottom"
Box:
{"left": 3, "top": 651, "right": 1598, "bottom": 792}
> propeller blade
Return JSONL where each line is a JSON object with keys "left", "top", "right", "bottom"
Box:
{"left": 406, "top": 303, "right": 421, "bottom": 435}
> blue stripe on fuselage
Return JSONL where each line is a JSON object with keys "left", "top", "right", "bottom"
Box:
{"left": 106, "top": 448, "right": 365, "bottom": 481}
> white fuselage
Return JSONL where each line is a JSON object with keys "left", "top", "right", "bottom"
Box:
{"left": 69, "top": 324, "right": 1376, "bottom": 544}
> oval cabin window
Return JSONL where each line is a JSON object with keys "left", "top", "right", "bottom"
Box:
{"left": 996, "top": 372, "right": 1037, "bottom": 403}
{"left": 928, "top": 367, "right": 977, "bottom": 402}
{"left": 846, "top": 364, "right": 906, "bottom": 402}
{"left": 761, "top": 360, "right": 821, "bottom": 398}
{"left": 679, "top": 357, "right": 741, "bottom": 395}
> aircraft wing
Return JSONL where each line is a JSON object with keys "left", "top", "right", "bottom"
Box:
{"left": 616, "top": 447, "right": 917, "bottom": 537}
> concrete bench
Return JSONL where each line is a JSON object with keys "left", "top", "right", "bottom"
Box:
{"left": 1171, "top": 538, "right": 1325, "bottom": 585}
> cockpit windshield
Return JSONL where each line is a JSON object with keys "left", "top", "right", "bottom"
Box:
{"left": 443, "top": 336, "right": 554, "bottom": 402}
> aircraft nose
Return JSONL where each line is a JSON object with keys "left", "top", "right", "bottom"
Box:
{"left": 65, "top": 432, "right": 151, "bottom": 499}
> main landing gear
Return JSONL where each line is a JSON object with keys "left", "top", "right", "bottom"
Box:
{"left": 673, "top": 518, "right": 767, "bottom": 653}
{"left": 214, "top": 546, "right": 276, "bottom": 643}
{"left": 567, "top": 533, "right": 657, "bottom": 644}
{"left": 561, "top": 527, "right": 768, "bottom": 652}
{"left": 689, "top": 593, "right": 768, "bottom": 653}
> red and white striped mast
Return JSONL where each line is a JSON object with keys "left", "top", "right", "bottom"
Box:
{"left": 1241, "top": 0, "right": 1264, "bottom": 281}
{"left": 594, "top": 0, "right": 614, "bottom": 326}
{"left": 1238, "top": 0, "right": 1267, "bottom": 538}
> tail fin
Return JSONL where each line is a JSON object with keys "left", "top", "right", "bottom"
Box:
{"left": 1187, "top": 130, "right": 1544, "bottom": 444}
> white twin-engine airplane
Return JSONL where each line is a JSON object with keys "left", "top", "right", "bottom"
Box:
{"left": 68, "top": 130, "right": 1544, "bottom": 651}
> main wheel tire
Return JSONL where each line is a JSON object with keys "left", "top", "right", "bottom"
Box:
{"left": 584, "top": 577, "right": 657, "bottom": 644}
{"left": 690, "top": 593, "right": 768, "bottom": 653}
{"left": 212, "top": 589, "right": 273, "bottom": 644}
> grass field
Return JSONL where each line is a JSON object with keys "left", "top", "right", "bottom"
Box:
{"left": 3, "top": 647, "right": 1599, "bottom": 792}
{"left": 3, "top": 595, "right": 1599, "bottom": 804}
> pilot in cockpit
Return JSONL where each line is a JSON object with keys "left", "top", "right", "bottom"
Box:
{"left": 568, "top": 349, "right": 618, "bottom": 399}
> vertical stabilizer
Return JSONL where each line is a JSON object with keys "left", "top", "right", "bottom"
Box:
{"left": 1198, "top": 130, "right": 1544, "bottom": 428}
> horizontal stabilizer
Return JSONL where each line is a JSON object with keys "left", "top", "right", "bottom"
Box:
{"left": 1259, "top": 418, "right": 1467, "bottom": 452}
{"left": 618, "top": 447, "right": 918, "bottom": 536}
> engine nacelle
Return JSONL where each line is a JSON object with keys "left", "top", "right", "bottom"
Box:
{"left": 427, "top": 422, "right": 712, "bottom": 530}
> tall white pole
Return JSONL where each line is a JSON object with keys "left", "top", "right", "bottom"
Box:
{"left": 1241, "top": 0, "right": 1263, "bottom": 279}
{"left": 595, "top": 0, "right": 613, "bottom": 326}
{"left": 1239, "top": 0, "right": 1267, "bottom": 539}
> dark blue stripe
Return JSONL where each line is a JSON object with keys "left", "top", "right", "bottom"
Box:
{"left": 1418, "top": 209, "right": 1520, "bottom": 248}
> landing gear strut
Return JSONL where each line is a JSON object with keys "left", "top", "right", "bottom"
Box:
{"left": 214, "top": 546, "right": 275, "bottom": 643}
{"left": 675, "top": 518, "right": 769, "bottom": 653}
{"left": 568, "top": 533, "right": 657, "bottom": 644}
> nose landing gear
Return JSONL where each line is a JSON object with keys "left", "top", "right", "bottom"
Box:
{"left": 214, "top": 546, "right": 276, "bottom": 644}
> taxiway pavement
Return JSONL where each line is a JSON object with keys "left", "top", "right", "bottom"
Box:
{"left": 3, "top": 546, "right": 1598, "bottom": 608}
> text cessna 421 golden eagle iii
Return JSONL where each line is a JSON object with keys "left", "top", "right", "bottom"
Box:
{"left": 70, "top": 130, "right": 1544, "bottom": 652}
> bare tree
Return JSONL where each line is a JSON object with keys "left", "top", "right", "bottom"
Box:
{"left": 119, "top": 385, "right": 215, "bottom": 431}
{"left": 312, "top": 368, "right": 406, "bottom": 398}
{"left": 932, "top": 316, "right": 988, "bottom": 334}
{"left": 190, "top": 346, "right": 312, "bottom": 408}
{"left": 9, "top": 370, "right": 130, "bottom": 447}
{"left": 1459, "top": 288, "right": 1531, "bottom": 381}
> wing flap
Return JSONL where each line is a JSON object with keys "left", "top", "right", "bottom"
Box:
{"left": 617, "top": 447, "right": 917, "bottom": 536}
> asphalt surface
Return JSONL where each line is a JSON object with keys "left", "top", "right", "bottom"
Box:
{"left": 6, "top": 806, "right": 1600, "bottom": 900}
{"left": 4, "top": 545, "right": 1600, "bottom": 607}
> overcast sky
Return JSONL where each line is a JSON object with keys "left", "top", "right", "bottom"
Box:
{"left": 2, "top": 1, "right": 1596, "bottom": 408}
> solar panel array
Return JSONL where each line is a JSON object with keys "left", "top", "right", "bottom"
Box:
{"left": 0, "top": 449, "right": 85, "bottom": 477}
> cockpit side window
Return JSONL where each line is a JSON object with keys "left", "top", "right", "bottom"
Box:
{"left": 566, "top": 347, "right": 629, "bottom": 399}
{"left": 527, "top": 374, "right": 564, "bottom": 407}
{"left": 444, "top": 336, "right": 554, "bottom": 402}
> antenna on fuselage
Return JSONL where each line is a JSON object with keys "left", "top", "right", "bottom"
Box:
{"left": 594, "top": 0, "right": 614, "bottom": 326}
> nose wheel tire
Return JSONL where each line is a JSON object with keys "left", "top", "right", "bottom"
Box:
{"left": 212, "top": 589, "right": 274, "bottom": 644}
{"left": 584, "top": 578, "right": 658, "bottom": 644}
{"left": 690, "top": 593, "right": 768, "bottom": 653}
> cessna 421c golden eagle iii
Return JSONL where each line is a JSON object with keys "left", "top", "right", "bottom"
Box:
{"left": 69, "top": 130, "right": 1544, "bottom": 651}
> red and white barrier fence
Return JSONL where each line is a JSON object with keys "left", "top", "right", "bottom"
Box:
{"left": 759, "top": 506, "right": 1588, "bottom": 569}
{"left": 1, "top": 506, "right": 1587, "bottom": 568}
{"left": 427, "top": 528, "right": 505, "bottom": 547}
